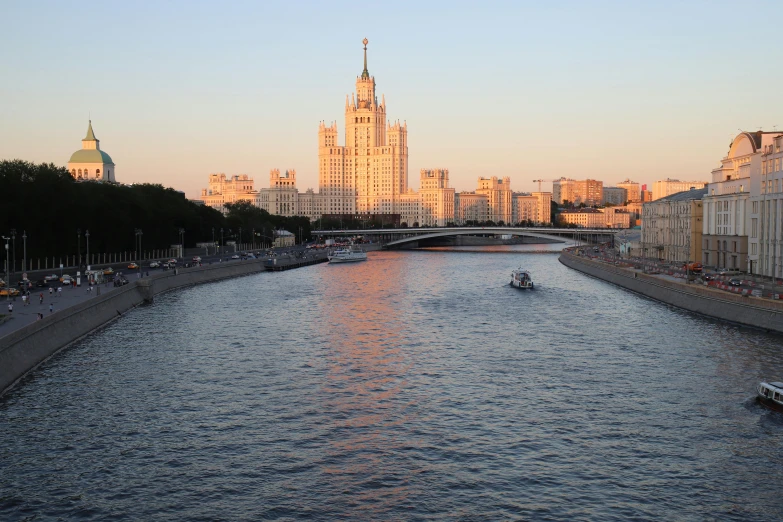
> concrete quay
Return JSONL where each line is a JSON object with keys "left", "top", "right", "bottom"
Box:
{"left": 559, "top": 250, "right": 783, "bottom": 334}
{"left": 0, "top": 253, "right": 330, "bottom": 397}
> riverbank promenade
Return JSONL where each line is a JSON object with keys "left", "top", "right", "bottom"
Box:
{"left": 560, "top": 247, "right": 783, "bottom": 334}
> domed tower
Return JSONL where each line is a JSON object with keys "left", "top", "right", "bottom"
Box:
{"left": 68, "top": 120, "right": 116, "bottom": 182}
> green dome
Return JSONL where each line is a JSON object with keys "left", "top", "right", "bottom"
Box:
{"left": 68, "top": 149, "right": 114, "bottom": 164}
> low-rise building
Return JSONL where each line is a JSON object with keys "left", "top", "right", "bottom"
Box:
{"left": 652, "top": 179, "right": 708, "bottom": 201}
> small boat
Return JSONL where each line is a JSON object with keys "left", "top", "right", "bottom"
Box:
{"left": 757, "top": 381, "right": 783, "bottom": 412}
{"left": 510, "top": 268, "right": 534, "bottom": 289}
{"left": 328, "top": 245, "right": 368, "bottom": 263}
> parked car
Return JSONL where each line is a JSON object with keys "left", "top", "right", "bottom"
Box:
{"left": 149, "top": 261, "right": 160, "bottom": 268}
{"left": 60, "top": 275, "right": 73, "bottom": 284}
{"left": 43, "top": 274, "right": 60, "bottom": 282}
{"left": 0, "top": 288, "right": 20, "bottom": 297}
{"left": 103, "top": 267, "right": 114, "bottom": 275}
{"left": 231, "top": 254, "right": 240, "bottom": 260}
{"left": 703, "top": 274, "right": 715, "bottom": 281}
{"left": 128, "top": 262, "right": 140, "bottom": 270}
{"left": 192, "top": 256, "right": 202, "bottom": 263}
{"left": 729, "top": 278, "right": 742, "bottom": 286}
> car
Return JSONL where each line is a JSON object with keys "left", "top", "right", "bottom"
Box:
{"left": 231, "top": 254, "right": 240, "bottom": 260}
{"left": 683, "top": 262, "right": 703, "bottom": 273}
{"left": 118, "top": 277, "right": 129, "bottom": 286}
{"left": 703, "top": 274, "right": 715, "bottom": 281}
{"left": 0, "top": 288, "right": 20, "bottom": 297}
{"left": 34, "top": 279, "right": 48, "bottom": 288}
{"left": 59, "top": 275, "right": 72, "bottom": 284}
{"left": 17, "top": 278, "right": 32, "bottom": 288}
{"left": 149, "top": 261, "right": 160, "bottom": 268}
{"left": 128, "top": 262, "right": 140, "bottom": 270}
{"left": 43, "top": 274, "right": 60, "bottom": 282}
{"left": 103, "top": 268, "right": 114, "bottom": 275}
{"left": 192, "top": 256, "right": 202, "bottom": 263}
{"left": 168, "top": 259, "right": 178, "bottom": 265}
{"left": 0, "top": 278, "right": 5, "bottom": 287}
{"left": 729, "top": 278, "right": 742, "bottom": 286}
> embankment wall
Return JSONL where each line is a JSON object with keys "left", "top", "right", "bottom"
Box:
{"left": 559, "top": 252, "right": 783, "bottom": 334}
{"left": 0, "top": 259, "right": 269, "bottom": 396}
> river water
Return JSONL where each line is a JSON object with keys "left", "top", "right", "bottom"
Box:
{"left": 2, "top": 243, "right": 783, "bottom": 521}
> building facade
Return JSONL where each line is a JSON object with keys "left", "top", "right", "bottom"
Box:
{"left": 512, "top": 192, "right": 552, "bottom": 225}
{"left": 652, "top": 179, "right": 708, "bottom": 201}
{"left": 602, "top": 187, "right": 628, "bottom": 206}
{"left": 617, "top": 179, "right": 641, "bottom": 202}
{"left": 641, "top": 188, "right": 706, "bottom": 263}
{"left": 476, "top": 176, "right": 513, "bottom": 224}
{"left": 201, "top": 173, "right": 255, "bottom": 211}
{"left": 558, "top": 208, "right": 630, "bottom": 228}
{"left": 418, "top": 169, "right": 455, "bottom": 227}
{"left": 68, "top": 121, "right": 116, "bottom": 182}
{"left": 553, "top": 178, "right": 603, "bottom": 206}
{"left": 755, "top": 133, "right": 783, "bottom": 278}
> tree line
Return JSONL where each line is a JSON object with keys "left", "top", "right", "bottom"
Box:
{"left": 0, "top": 160, "right": 311, "bottom": 263}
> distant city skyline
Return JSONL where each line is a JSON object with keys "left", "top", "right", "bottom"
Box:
{"left": 1, "top": 1, "right": 781, "bottom": 198}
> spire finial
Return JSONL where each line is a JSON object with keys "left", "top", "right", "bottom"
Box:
{"left": 361, "top": 38, "right": 369, "bottom": 79}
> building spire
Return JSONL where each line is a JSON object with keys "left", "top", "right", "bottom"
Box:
{"left": 361, "top": 38, "right": 369, "bottom": 79}
{"left": 84, "top": 120, "right": 97, "bottom": 141}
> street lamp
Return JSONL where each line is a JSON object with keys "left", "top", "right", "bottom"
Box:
{"left": 77, "top": 229, "right": 81, "bottom": 268}
{"left": 2, "top": 236, "right": 10, "bottom": 300}
{"left": 10, "top": 228, "right": 16, "bottom": 275}
{"left": 220, "top": 228, "right": 224, "bottom": 257}
{"left": 179, "top": 228, "right": 185, "bottom": 259}
{"left": 239, "top": 227, "right": 243, "bottom": 250}
{"left": 85, "top": 230, "right": 90, "bottom": 268}
{"left": 134, "top": 229, "right": 143, "bottom": 261}
{"left": 22, "top": 231, "right": 27, "bottom": 273}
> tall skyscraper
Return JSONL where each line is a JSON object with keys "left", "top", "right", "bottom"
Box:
{"left": 318, "top": 38, "right": 409, "bottom": 217}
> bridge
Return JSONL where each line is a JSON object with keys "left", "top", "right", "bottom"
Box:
{"left": 311, "top": 227, "right": 620, "bottom": 249}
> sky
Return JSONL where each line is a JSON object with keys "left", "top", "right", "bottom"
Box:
{"left": 2, "top": 0, "right": 782, "bottom": 198}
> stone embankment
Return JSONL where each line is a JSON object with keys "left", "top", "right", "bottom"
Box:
{"left": 559, "top": 250, "right": 783, "bottom": 334}
{"left": 0, "top": 254, "right": 329, "bottom": 396}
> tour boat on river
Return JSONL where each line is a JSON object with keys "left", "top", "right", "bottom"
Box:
{"left": 510, "top": 268, "right": 534, "bottom": 289}
{"left": 757, "top": 381, "right": 783, "bottom": 412}
{"left": 328, "top": 245, "right": 368, "bottom": 263}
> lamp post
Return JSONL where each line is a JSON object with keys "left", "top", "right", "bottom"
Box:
{"left": 22, "top": 231, "right": 27, "bottom": 273}
{"left": 2, "top": 237, "right": 10, "bottom": 300}
{"left": 134, "top": 229, "right": 143, "bottom": 261}
{"left": 252, "top": 228, "right": 255, "bottom": 250}
{"left": 239, "top": 227, "right": 243, "bottom": 251}
{"left": 179, "top": 228, "right": 185, "bottom": 259}
{"left": 211, "top": 227, "right": 215, "bottom": 255}
{"left": 77, "top": 229, "right": 81, "bottom": 268}
{"left": 10, "top": 228, "right": 16, "bottom": 275}
{"left": 220, "top": 228, "right": 224, "bottom": 258}
{"left": 85, "top": 230, "right": 90, "bottom": 268}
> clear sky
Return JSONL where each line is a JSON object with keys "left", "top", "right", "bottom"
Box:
{"left": 2, "top": 1, "right": 781, "bottom": 198}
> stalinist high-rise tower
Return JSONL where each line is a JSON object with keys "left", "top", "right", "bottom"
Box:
{"left": 318, "top": 38, "right": 409, "bottom": 215}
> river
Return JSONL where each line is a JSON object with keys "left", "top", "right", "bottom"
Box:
{"left": 2, "top": 243, "right": 782, "bottom": 520}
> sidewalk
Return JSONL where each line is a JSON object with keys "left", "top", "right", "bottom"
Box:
{"left": 0, "top": 282, "right": 122, "bottom": 340}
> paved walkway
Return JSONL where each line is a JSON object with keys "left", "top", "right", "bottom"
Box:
{"left": 0, "top": 282, "right": 124, "bottom": 340}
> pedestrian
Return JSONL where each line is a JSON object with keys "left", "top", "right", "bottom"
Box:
{"left": 39, "top": 293, "right": 44, "bottom": 305}
{"left": 57, "top": 287, "right": 62, "bottom": 297}
{"left": 49, "top": 287, "right": 53, "bottom": 296}
{"left": 7, "top": 303, "right": 12, "bottom": 314}
{"left": 49, "top": 303, "right": 53, "bottom": 314}
{"left": 22, "top": 294, "right": 27, "bottom": 306}
{"left": 36, "top": 313, "right": 42, "bottom": 321}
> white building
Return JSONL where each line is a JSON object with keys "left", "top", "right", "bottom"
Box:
{"left": 68, "top": 121, "right": 116, "bottom": 182}
{"left": 652, "top": 179, "right": 708, "bottom": 201}
{"left": 617, "top": 179, "right": 641, "bottom": 202}
{"left": 641, "top": 188, "right": 706, "bottom": 263}
{"left": 755, "top": 133, "right": 783, "bottom": 279}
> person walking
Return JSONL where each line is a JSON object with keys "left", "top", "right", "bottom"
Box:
{"left": 49, "top": 303, "right": 53, "bottom": 314}
{"left": 39, "top": 293, "right": 44, "bottom": 305}
{"left": 22, "top": 294, "right": 27, "bottom": 307}
{"left": 7, "top": 302, "right": 13, "bottom": 314}
{"left": 57, "top": 287, "right": 62, "bottom": 297}
{"left": 49, "top": 287, "right": 53, "bottom": 297}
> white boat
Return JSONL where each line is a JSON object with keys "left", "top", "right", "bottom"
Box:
{"left": 510, "top": 268, "right": 534, "bottom": 289}
{"left": 328, "top": 245, "right": 368, "bottom": 263}
{"left": 757, "top": 381, "right": 783, "bottom": 412}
